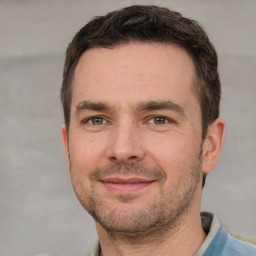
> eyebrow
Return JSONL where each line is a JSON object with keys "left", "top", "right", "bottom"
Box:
{"left": 75, "top": 101, "right": 111, "bottom": 115}
{"left": 136, "top": 100, "right": 185, "bottom": 116}
{"left": 75, "top": 100, "right": 185, "bottom": 117}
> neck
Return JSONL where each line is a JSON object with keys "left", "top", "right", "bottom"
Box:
{"left": 96, "top": 206, "right": 206, "bottom": 256}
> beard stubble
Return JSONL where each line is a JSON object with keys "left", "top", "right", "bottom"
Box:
{"left": 70, "top": 151, "right": 202, "bottom": 237}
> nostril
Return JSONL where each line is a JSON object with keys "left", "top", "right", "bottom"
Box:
{"left": 106, "top": 131, "right": 145, "bottom": 162}
{"left": 110, "top": 156, "right": 117, "bottom": 162}
{"left": 128, "top": 156, "right": 138, "bottom": 160}
{"left": 110, "top": 155, "right": 138, "bottom": 163}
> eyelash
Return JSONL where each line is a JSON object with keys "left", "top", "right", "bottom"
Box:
{"left": 82, "top": 116, "right": 107, "bottom": 125}
{"left": 147, "top": 116, "right": 173, "bottom": 125}
{"left": 82, "top": 115, "right": 173, "bottom": 126}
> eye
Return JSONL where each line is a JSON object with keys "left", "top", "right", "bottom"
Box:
{"left": 149, "top": 116, "right": 169, "bottom": 125}
{"left": 87, "top": 117, "right": 106, "bottom": 125}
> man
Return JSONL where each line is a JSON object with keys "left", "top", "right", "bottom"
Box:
{"left": 60, "top": 5, "right": 256, "bottom": 256}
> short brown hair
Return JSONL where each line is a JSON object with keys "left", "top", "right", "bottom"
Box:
{"left": 61, "top": 5, "right": 221, "bottom": 187}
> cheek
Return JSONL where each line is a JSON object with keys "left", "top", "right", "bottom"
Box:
{"left": 146, "top": 134, "right": 186, "bottom": 158}
{"left": 68, "top": 134, "right": 107, "bottom": 172}
{"left": 144, "top": 133, "right": 199, "bottom": 174}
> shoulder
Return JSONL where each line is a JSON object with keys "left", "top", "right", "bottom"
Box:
{"left": 202, "top": 223, "right": 256, "bottom": 256}
{"left": 232, "top": 233, "right": 256, "bottom": 246}
{"left": 227, "top": 234, "right": 256, "bottom": 255}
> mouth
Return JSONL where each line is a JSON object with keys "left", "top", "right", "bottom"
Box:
{"left": 100, "top": 176, "right": 155, "bottom": 194}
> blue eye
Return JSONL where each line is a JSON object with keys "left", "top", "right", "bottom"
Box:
{"left": 155, "top": 117, "right": 166, "bottom": 124}
{"left": 89, "top": 117, "right": 105, "bottom": 125}
{"left": 151, "top": 116, "right": 168, "bottom": 124}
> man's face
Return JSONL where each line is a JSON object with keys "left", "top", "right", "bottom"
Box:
{"left": 62, "top": 42, "right": 205, "bottom": 234}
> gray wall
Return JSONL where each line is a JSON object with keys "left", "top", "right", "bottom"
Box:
{"left": 1, "top": 0, "right": 255, "bottom": 255}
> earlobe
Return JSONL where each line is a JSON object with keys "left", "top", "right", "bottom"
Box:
{"left": 202, "top": 118, "right": 225, "bottom": 174}
{"left": 61, "top": 124, "right": 70, "bottom": 169}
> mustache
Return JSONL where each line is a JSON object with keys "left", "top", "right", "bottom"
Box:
{"left": 90, "top": 162, "right": 167, "bottom": 182}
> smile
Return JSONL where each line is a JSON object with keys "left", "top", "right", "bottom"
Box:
{"left": 101, "top": 177, "right": 155, "bottom": 194}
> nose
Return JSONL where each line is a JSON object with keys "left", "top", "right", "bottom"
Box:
{"left": 106, "top": 122, "right": 145, "bottom": 163}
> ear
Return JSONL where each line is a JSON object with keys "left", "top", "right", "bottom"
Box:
{"left": 61, "top": 124, "right": 70, "bottom": 170}
{"left": 201, "top": 118, "right": 225, "bottom": 174}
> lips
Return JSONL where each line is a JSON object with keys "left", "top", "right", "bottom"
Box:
{"left": 101, "top": 176, "right": 154, "bottom": 193}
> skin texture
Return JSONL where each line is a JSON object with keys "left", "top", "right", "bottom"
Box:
{"left": 62, "top": 42, "right": 225, "bottom": 256}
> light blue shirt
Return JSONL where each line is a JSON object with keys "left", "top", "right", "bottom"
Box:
{"left": 196, "top": 212, "right": 256, "bottom": 256}
{"left": 201, "top": 220, "right": 256, "bottom": 255}
{"left": 86, "top": 212, "right": 256, "bottom": 256}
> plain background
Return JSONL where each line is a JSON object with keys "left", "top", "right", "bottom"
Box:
{"left": 0, "top": 0, "right": 255, "bottom": 255}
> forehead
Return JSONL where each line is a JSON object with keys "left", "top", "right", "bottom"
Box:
{"left": 72, "top": 42, "right": 198, "bottom": 109}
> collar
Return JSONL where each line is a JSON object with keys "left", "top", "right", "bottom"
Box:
{"left": 87, "top": 212, "right": 220, "bottom": 256}
{"left": 194, "top": 212, "right": 220, "bottom": 255}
